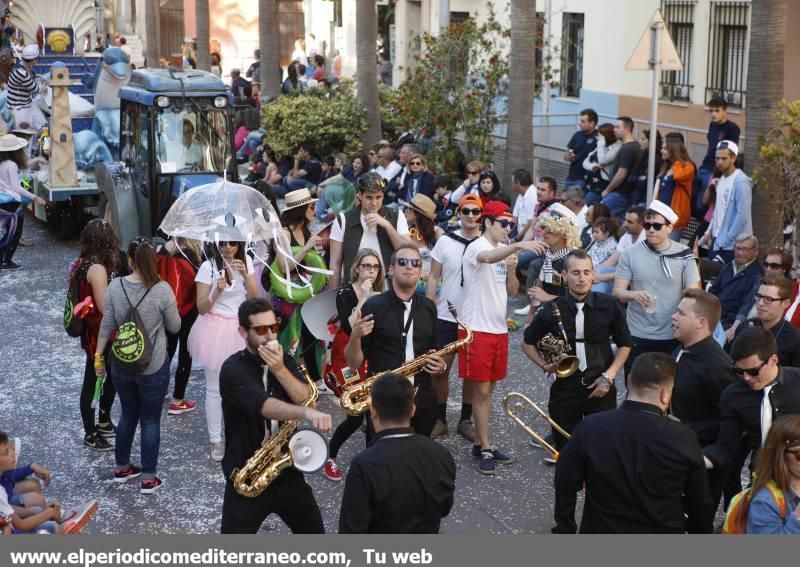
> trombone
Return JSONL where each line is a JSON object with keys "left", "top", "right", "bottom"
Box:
{"left": 503, "top": 391, "right": 571, "bottom": 460}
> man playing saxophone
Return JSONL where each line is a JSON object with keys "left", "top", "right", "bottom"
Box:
{"left": 523, "top": 250, "right": 632, "bottom": 464}
{"left": 219, "top": 298, "right": 332, "bottom": 534}
{"left": 346, "top": 245, "right": 448, "bottom": 440}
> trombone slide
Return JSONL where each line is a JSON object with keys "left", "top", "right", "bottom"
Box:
{"left": 503, "top": 391, "right": 571, "bottom": 460}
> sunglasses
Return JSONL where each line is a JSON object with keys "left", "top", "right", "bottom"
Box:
{"left": 732, "top": 361, "right": 767, "bottom": 377}
{"left": 396, "top": 257, "right": 422, "bottom": 268}
{"left": 763, "top": 262, "right": 784, "bottom": 271}
{"left": 410, "top": 161, "right": 423, "bottom": 166}
{"left": 218, "top": 241, "right": 239, "bottom": 247}
{"left": 460, "top": 207, "right": 482, "bottom": 216}
{"left": 359, "top": 263, "right": 380, "bottom": 271}
{"left": 248, "top": 323, "right": 280, "bottom": 335}
{"left": 643, "top": 222, "right": 666, "bottom": 231}
{"left": 468, "top": 170, "right": 480, "bottom": 175}
{"left": 493, "top": 218, "right": 515, "bottom": 229}
{"left": 754, "top": 293, "right": 788, "bottom": 305}
{"left": 785, "top": 447, "right": 800, "bottom": 460}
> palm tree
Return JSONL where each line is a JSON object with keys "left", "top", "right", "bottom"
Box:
{"left": 196, "top": 0, "right": 210, "bottom": 71}
{"left": 144, "top": 0, "right": 160, "bottom": 68}
{"left": 744, "top": 0, "right": 787, "bottom": 250}
{"left": 356, "top": 0, "right": 382, "bottom": 145}
{"left": 260, "top": 0, "right": 282, "bottom": 101}
{"left": 503, "top": 0, "right": 536, "bottom": 191}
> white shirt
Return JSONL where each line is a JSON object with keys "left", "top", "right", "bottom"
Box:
{"left": 195, "top": 256, "right": 255, "bottom": 317}
{"left": 330, "top": 211, "right": 410, "bottom": 280}
{"left": 710, "top": 169, "right": 744, "bottom": 238}
{"left": 0, "top": 488, "right": 14, "bottom": 518}
{"left": 430, "top": 230, "right": 473, "bottom": 322}
{"left": 461, "top": 236, "right": 508, "bottom": 334}
{"left": 512, "top": 185, "right": 538, "bottom": 228}
{"left": 615, "top": 229, "right": 646, "bottom": 253}
{"left": 576, "top": 204, "right": 589, "bottom": 234}
{"left": 375, "top": 161, "right": 402, "bottom": 182}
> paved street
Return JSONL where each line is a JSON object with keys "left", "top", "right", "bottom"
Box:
{"left": 1, "top": 220, "right": 587, "bottom": 534}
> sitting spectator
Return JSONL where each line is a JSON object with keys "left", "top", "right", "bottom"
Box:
{"left": 280, "top": 142, "right": 322, "bottom": 196}
{"left": 320, "top": 155, "right": 337, "bottom": 184}
{"left": 586, "top": 217, "right": 619, "bottom": 273}
{"left": 592, "top": 205, "right": 645, "bottom": 294}
{"left": 580, "top": 203, "right": 611, "bottom": 248}
{"left": 600, "top": 116, "right": 642, "bottom": 217}
{"left": 342, "top": 152, "right": 367, "bottom": 185}
{"left": 628, "top": 128, "right": 662, "bottom": 207}
{"left": 582, "top": 123, "right": 621, "bottom": 205}
{"left": 432, "top": 175, "right": 453, "bottom": 228}
{"left": 282, "top": 63, "right": 302, "bottom": 95}
{"left": 400, "top": 153, "right": 435, "bottom": 202}
{"left": 310, "top": 54, "right": 326, "bottom": 81}
{"left": 709, "top": 234, "right": 764, "bottom": 333}
{"left": 655, "top": 133, "right": 695, "bottom": 241}
{"left": 734, "top": 275, "right": 800, "bottom": 366}
{"left": 559, "top": 187, "right": 586, "bottom": 230}
{"left": 374, "top": 146, "right": 402, "bottom": 185}
{"left": 230, "top": 68, "right": 251, "bottom": 99}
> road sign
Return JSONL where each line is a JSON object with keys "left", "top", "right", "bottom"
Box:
{"left": 626, "top": 10, "right": 683, "bottom": 71}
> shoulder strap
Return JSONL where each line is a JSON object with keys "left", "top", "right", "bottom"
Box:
{"left": 765, "top": 480, "right": 787, "bottom": 519}
{"left": 120, "top": 279, "right": 153, "bottom": 309}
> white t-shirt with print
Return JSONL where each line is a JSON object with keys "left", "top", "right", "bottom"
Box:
{"left": 430, "top": 230, "right": 474, "bottom": 322}
{"left": 330, "top": 211, "right": 410, "bottom": 277}
{"left": 461, "top": 235, "right": 508, "bottom": 334}
{"left": 195, "top": 256, "right": 255, "bottom": 317}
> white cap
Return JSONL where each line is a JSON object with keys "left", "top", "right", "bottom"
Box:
{"left": 647, "top": 200, "right": 679, "bottom": 225}
{"left": 716, "top": 140, "right": 739, "bottom": 157}
{"left": 548, "top": 202, "right": 579, "bottom": 226}
{"left": 21, "top": 44, "right": 39, "bottom": 61}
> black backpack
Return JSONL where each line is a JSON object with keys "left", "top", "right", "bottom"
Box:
{"left": 111, "top": 281, "right": 156, "bottom": 373}
{"left": 63, "top": 276, "right": 87, "bottom": 338}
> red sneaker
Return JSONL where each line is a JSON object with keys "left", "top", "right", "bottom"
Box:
{"left": 323, "top": 458, "right": 342, "bottom": 481}
{"left": 168, "top": 399, "right": 197, "bottom": 415}
{"left": 63, "top": 499, "right": 99, "bottom": 534}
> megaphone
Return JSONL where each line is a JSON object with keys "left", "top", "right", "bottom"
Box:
{"left": 288, "top": 428, "right": 329, "bottom": 473}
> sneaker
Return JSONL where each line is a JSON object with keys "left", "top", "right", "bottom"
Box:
{"left": 210, "top": 441, "right": 225, "bottom": 462}
{"left": 140, "top": 477, "right": 163, "bottom": 495}
{"left": 514, "top": 304, "right": 531, "bottom": 316}
{"left": 471, "top": 445, "right": 513, "bottom": 464}
{"left": 114, "top": 465, "right": 142, "bottom": 484}
{"left": 1, "top": 261, "right": 21, "bottom": 270}
{"left": 62, "top": 499, "right": 99, "bottom": 534}
{"left": 457, "top": 420, "right": 475, "bottom": 442}
{"left": 316, "top": 381, "right": 335, "bottom": 396}
{"left": 478, "top": 451, "right": 496, "bottom": 475}
{"left": 83, "top": 432, "right": 112, "bottom": 452}
{"left": 542, "top": 456, "right": 557, "bottom": 466}
{"left": 431, "top": 419, "right": 449, "bottom": 440}
{"left": 168, "top": 399, "right": 197, "bottom": 415}
{"left": 323, "top": 458, "right": 342, "bottom": 481}
{"left": 95, "top": 422, "right": 116, "bottom": 439}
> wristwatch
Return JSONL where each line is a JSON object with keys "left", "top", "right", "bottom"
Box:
{"left": 600, "top": 372, "right": 614, "bottom": 386}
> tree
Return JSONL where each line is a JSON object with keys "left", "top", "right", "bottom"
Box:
{"left": 503, "top": 0, "right": 537, "bottom": 192}
{"left": 356, "top": 0, "right": 382, "bottom": 146}
{"left": 196, "top": 0, "right": 210, "bottom": 71}
{"left": 745, "top": 0, "right": 787, "bottom": 250}
{"left": 144, "top": 0, "right": 160, "bottom": 68}
{"left": 260, "top": 0, "right": 282, "bottom": 101}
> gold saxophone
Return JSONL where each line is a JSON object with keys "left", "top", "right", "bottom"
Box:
{"left": 231, "top": 361, "right": 319, "bottom": 498}
{"left": 340, "top": 301, "right": 472, "bottom": 416}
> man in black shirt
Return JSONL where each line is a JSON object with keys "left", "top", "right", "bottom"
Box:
{"left": 563, "top": 108, "right": 598, "bottom": 190}
{"left": 219, "top": 298, "right": 332, "bottom": 534}
{"left": 600, "top": 116, "right": 642, "bottom": 217}
{"left": 704, "top": 327, "right": 800, "bottom": 472}
{"left": 554, "top": 353, "right": 712, "bottom": 534}
{"left": 281, "top": 142, "right": 323, "bottom": 195}
{"left": 734, "top": 275, "right": 800, "bottom": 367}
{"left": 339, "top": 373, "right": 456, "bottom": 533}
{"left": 670, "top": 289, "right": 737, "bottom": 509}
{"left": 524, "top": 250, "right": 631, "bottom": 462}
{"left": 346, "top": 245, "right": 447, "bottom": 438}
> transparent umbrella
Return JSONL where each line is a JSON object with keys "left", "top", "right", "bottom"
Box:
{"left": 159, "top": 180, "right": 280, "bottom": 243}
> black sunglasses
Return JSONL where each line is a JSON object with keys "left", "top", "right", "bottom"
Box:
{"left": 492, "top": 218, "right": 515, "bottom": 229}
{"left": 643, "top": 222, "right": 666, "bottom": 231}
{"left": 248, "top": 323, "right": 280, "bottom": 335}
{"left": 468, "top": 170, "right": 480, "bottom": 175}
{"left": 754, "top": 293, "right": 789, "bottom": 305}
{"left": 396, "top": 257, "right": 422, "bottom": 268}
{"left": 763, "top": 262, "right": 784, "bottom": 271}
{"left": 785, "top": 447, "right": 800, "bottom": 460}
{"left": 218, "top": 241, "right": 239, "bottom": 247}
{"left": 732, "top": 361, "right": 767, "bottom": 377}
{"left": 410, "top": 161, "right": 423, "bottom": 166}
{"left": 460, "top": 207, "right": 482, "bottom": 216}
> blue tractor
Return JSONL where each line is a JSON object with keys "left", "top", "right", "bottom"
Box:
{"left": 96, "top": 68, "right": 238, "bottom": 248}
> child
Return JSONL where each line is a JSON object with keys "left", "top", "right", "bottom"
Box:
{"left": 433, "top": 175, "right": 453, "bottom": 228}
{"left": 587, "top": 217, "right": 619, "bottom": 290}
{"left": 0, "top": 432, "right": 98, "bottom": 534}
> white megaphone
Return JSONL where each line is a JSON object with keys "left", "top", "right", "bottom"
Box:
{"left": 288, "top": 428, "right": 329, "bottom": 473}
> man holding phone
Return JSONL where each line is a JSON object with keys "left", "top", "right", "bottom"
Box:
{"left": 564, "top": 109, "right": 599, "bottom": 191}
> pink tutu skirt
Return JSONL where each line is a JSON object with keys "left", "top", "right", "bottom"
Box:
{"left": 187, "top": 312, "right": 245, "bottom": 372}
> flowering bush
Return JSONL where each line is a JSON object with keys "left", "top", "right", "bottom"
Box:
{"left": 260, "top": 88, "right": 367, "bottom": 157}
{"left": 756, "top": 99, "right": 800, "bottom": 223}
{"left": 379, "top": 84, "right": 405, "bottom": 145}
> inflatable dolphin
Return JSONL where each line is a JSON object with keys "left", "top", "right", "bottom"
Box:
{"left": 86, "top": 47, "right": 132, "bottom": 158}
{"left": 74, "top": 130, "right": 114, "bottom": 170}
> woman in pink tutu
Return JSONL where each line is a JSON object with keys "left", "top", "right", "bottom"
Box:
{"left": 188, "top": 241, "right": 258, "bottom": 462}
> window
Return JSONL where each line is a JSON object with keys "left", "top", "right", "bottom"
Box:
{"left": 706, "top": 1, "right": 750, "bottom": 108}
{"left": 561, "top": 13, "right": 584, "bottom": 98}
{"left": 659, "top": 1, "right": 694, "bottom": 102}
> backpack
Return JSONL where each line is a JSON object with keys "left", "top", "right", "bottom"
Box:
{"left": 721, "top": 480, "right": 786, "bottom": 534}
{"left": 64, "top": 275, "right": 90, "bottom": 338}
{"left": 111, "top": 280, "right": 156, "bottom": 373}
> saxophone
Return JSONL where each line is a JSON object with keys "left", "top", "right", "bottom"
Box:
{"left": 231, "top": 360, "right": 319, "bottom": 498}
{"left": 536, "top": 303, "right": 579, "bottom": 379}
{"left": 340, "top": 301, "right": 473, "bottom": 416}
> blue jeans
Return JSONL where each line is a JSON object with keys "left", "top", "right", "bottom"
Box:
{"left": 695, "top": 166, "right": 713, "bottom": 215}
{"left": 592, "top": 264, "right": 615, "bottom": 295}
{"left": 600, "top": 192, "right": 630, "bottom": 218}
{"left": 112, "top": 357, "right": 170, "bottom": 479}
{"left": 564, "top": 177, "right": 586, "bottom": 191}
{"left": 584, "top": 191, "right": 603, "bottom": 206}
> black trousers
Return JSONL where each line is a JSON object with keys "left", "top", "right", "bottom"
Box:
{"left": 366, "top": 382, "right": 437, "bottom": 444}
{"left": 79, "top": 352, "right": 116, "bottom": 436}
{"left": 0, "top": 202, "right": 22, "bottom": 263}
{"left": 329, "top": 413, "right": 365, "bottom": 459}
{"left": 166, "top": 308, "right": 198, "bottom": 400}
{"left": 624, "top": 337, "right": 678, "bottom": 384}
{"left": 548, "top": 374, "right": 617, "bottom": 451}
{"left": 221, "top": 470, "right": 324, "bottom": 534}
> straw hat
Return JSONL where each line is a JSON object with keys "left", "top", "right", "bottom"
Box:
{"left": 283, "top": 188, "right": 318, "bottom": 211}
{"left": 401, "top": 193, "right": 436, "bottom": 221}
{"left": 0, "top": 134, "right": 29, "bottom": 152}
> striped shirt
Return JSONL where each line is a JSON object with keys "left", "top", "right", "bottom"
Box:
{"left": 7, "top": 66, "right": 41, "bottom": 110}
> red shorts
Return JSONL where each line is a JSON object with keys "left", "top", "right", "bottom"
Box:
{"left": 458, "top": 329, "right": 508, "bottom": 382}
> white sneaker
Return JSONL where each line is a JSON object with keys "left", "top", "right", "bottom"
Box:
{"left": 316, "top": 381, "right": 335, "bottom": 395}
{"left": 514, "top": 305, "right": 531, "bottom": 316}
{"left": 210, "top": 442, "right": 225, "bottom": 462}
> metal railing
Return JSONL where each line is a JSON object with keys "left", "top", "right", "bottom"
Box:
{"left": 706, "top": 1, "right": 751, "bottom": 108}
